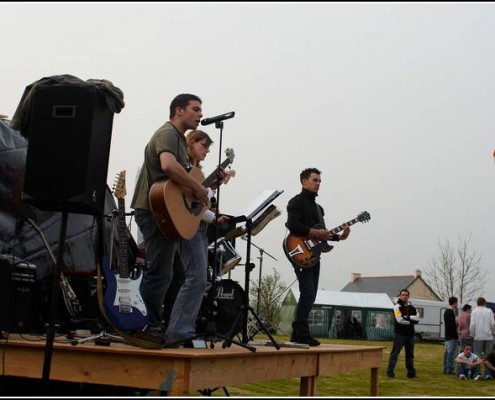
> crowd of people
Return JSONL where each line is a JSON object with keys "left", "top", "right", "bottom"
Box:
{"left": 441, "top": 295, "right": 495, "bottom": 381}
{"left": 384, "top": 291, "right": 495, "bottom": 381}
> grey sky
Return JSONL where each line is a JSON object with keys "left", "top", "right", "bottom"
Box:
{"left": 2, "top": 2, "right": 494, "bottom": 301}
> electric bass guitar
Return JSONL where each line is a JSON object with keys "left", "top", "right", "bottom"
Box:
{"left": 149, "top": 147, "right": 235, "bottom": 240}
{"left": 283, "top": 211, "right": 371, "bottom": 268}
{"left": 102, "top": 171, "right": 148, "bottom": 332}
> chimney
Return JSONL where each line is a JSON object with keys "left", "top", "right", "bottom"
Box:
{"left": 351, "top": 272, "right": 362, "bottom": 281}
{"left": 415, "top": 269, "right": 422, "bottom": 278}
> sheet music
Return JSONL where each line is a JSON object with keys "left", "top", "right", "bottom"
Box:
{"left": 236, "top": 189, "right": 284, "bottom": 220}
{"left": 250, "top": 204, "right": 281, "bottom": 236}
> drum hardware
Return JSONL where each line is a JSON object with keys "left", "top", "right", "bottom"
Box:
{"left": 222, "top": 217, "right": 280, "bottom": 350}
{"left": 246, "top": 239, "right": 278, "bottom": 340}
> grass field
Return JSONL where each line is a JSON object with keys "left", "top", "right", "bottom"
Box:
{"left": 203, "top": 335, "right": 495, "bottom": 397}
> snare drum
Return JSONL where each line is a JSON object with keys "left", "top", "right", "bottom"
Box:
{"left": 208, "top": 237, "right": 242, "bottom": 276}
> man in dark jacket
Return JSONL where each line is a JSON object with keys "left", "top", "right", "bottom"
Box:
{"left": 285, "top": 167, "right": 350, "bottom": 346}
{"left": 443, "top": 296, "right": 459, "bottom": 375}
{"left": 386, "top": 289, "right": 420, "bottom": 378}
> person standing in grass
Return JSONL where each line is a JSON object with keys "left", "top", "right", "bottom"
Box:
{"left": 469, "top": 297, "right": 495, "bottom": 361}
{"left": 457, "top": 304, "right": 473, "bottom": 349}
{"left": 386, "top": 289, "right": 420, "bottom": 379}
{"left": 443, "top": 296, "right": 459, "bottom": 375}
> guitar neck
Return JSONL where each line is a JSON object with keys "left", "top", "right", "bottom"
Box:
{"left": 202, "top": 157, "right": 232, "bottom": 188}
{"left": 328, "top": 217, "right": 361, "bottom": 235}
{"left": 117, "top": 198, "right": 129, "bottom": 278}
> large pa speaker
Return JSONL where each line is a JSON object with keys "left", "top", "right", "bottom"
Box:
{"left": 22, "top": 84, "right": 114, "bottom": 215}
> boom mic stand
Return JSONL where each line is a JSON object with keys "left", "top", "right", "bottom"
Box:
{"left": 222, "top": 218, "right": 280, "bottom": 350}
{"left": 251, "top": 240, "right": 277, "bottom": 315}
{"left": 164, "top": 119, "right": 254, "bottom": 352}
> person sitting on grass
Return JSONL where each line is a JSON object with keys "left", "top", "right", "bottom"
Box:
{"left": 483, "top": 344, "right": 495, "bottom": 380}
{"left": 455, "top": 343, "right": 483, "bottom": 380}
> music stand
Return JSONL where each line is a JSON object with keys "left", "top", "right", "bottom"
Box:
{"left": 222, "top": 189, "right": 283, "bottom": 349}
{"left": 164, "top": 118, "right": 254, "bottom": 352}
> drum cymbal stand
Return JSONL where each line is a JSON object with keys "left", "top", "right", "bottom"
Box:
{"left": 222, "top": 219, "right": 280, "bottom": 350}
{"left": 164, "top": 119, "right": 254, "bottom": 352}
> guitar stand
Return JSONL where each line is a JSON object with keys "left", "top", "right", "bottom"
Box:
{"left": 70, "top": 330, "right": 124, "bottom": 346}
{"left": 222, "top": 222, "right": 280, "bottom": 350}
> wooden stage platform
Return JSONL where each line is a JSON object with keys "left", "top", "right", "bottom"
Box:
{"left": 0, "top": 334, "right": 384, "bottom": 396}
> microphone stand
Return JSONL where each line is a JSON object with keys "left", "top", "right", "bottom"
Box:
{"left": 250, "top": 240, "right": 277, "bottom": 315}
{"left": 164, "top": 120, "right": 254, "bottom": 352}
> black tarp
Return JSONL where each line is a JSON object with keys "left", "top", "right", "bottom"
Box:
{"left": 0, "top": 75, "right": 136, "bottom": 332}
{"left": 0, "top": 118, "right": 136, "bottom": 282}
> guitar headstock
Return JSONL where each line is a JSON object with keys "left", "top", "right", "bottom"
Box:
{"left": 225, "top": 148, "right": 235, "bottom": 164}
{"left": 113, "top": 170, "right": 126, "bottom": 200}
{"left": 358, "top": 211, "right": 371, "bottom": 223}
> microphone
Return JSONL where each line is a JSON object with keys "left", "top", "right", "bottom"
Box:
{"left": 201, "top": 111, "right": 235, "bottom": 126}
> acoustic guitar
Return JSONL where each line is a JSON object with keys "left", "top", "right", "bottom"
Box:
{"left": 149, "top": 148, "right": 235, "bottom": 240}
{"left": 283, "top": 211, "right": 371, "bottom": 268}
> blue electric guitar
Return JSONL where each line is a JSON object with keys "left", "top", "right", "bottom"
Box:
{"left": 102, "top": 171, "right": 148, "bottom": 332}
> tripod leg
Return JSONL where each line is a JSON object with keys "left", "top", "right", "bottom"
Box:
{"left": 246, "top": 306, "right": 280, "bottom": 350}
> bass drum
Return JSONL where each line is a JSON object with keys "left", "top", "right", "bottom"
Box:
{"left": 196, "top": 279, "right": 245, "bottom": 337}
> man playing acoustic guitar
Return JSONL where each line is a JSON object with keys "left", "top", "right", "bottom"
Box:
{"left": 285, "top": 167, "right": 350, "bottom": 346}
{"left": 131, "top": 94, "right": 210, "bottom": 344}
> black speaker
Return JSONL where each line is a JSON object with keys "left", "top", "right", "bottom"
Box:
{"left": 22, "top": 84, "right": 114, "bottom": 215}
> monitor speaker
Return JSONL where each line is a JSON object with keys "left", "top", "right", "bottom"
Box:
{"left": 22, "top": 84, "right": 114, "bottom": 215}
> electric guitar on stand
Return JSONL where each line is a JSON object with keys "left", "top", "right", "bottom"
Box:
{"left": 102, "top": 171, "right": 148, "bottom": 332}
{"left": 149, "top": 147, "right": 235, "bottom": 240}
{"left": 283, "top": 211, "right": 371, "bottom": 269}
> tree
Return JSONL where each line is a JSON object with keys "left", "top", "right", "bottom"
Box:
{"left": 424, "top": 234, "right": 487, "bottom": 303}
{"left": 249, "top": 268, "right": 288, "bottom": 326}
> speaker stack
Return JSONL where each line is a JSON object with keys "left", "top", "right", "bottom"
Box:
{"left": 22, "top": 83, "right": 114, "bottom": 215}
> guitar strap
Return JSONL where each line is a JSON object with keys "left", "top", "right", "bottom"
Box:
{"left": 315, "top": 203, "right": 326, "bottom": 228}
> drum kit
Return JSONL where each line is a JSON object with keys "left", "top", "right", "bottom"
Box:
{"left": 197, "top": 234, "right": 244, "bottom": 339}
{"left": 195, "top": 188, "right": 283, "bottom": 347}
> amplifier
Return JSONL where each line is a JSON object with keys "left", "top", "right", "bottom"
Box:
{"left": 0, "top": 255, "right": 41, "bottom": 332}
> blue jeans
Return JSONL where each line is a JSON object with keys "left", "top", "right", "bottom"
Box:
{"left": 134, "top": 209, "right": 178, "bottom": 333}
{"left": 457, "top": 364, "right": 481, "bottom": 378}
{"left": 165, "top": 223, "right": 209, "bottom": 341}
{"left": 291, "top": 262, "right": 320, "bottom": 340}
{"left": 387, "top": 333, "right": 416, "bottom": 377}
{"left": 443, "top": 339, "right": 458, "bottom": 374}
{"left": 474, "top": 339, "right": 494, "bottom": 359}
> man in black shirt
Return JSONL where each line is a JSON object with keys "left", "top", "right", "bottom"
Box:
{"left": 443, "top": 296, "right": 459, "bottom": 375}
{"left": 285, "top": 167, "right": 350, "bottom": 346}
{"left": 386, "top": 289, "right": 419, "bottom": 378}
